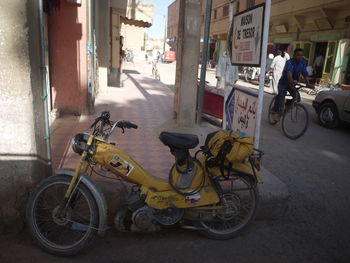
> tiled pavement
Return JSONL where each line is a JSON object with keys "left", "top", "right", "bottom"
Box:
{"left": 50, "top": 63, "right": 179, "bottom": 179}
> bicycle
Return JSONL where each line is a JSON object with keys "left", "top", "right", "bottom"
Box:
{"left": 268, "top": 83, "right": 310, "bottom": 139}
{"left": 152, "top": 61, "right": 160, "bottom": 81}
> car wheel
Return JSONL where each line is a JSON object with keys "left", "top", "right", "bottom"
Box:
{"left": 318, "top": 102, "right": 339, "bottom": 129}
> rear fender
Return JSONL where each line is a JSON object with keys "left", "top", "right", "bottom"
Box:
{"left": 55, "top": 169, "right": 107, "bottom": 236}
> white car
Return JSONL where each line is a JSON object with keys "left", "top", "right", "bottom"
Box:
{"left": 312, "top": 89, "right": 350, "bottom": 128}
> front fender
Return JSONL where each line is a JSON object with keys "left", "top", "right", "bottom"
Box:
{"left": 55, "top": 169, "right": 108, "bottom": 236}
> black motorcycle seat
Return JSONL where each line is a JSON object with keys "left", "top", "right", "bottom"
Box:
{"left": 159, "top": 131, "right": 199, "bottom": 149}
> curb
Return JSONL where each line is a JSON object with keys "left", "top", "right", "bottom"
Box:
{"left": 257, "top": 167, "right": 290, "bottom": 220}
{"left": 95, "top": 166, "right": 289, "bottom": 226}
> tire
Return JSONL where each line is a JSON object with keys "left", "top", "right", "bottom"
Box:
{"left": 282, "top": 102, "right": 309, "bottom": 139}
{"left": 155, "top": 70, "right": 160, "bottom": 81}
{"left": 199, "top": 176, "right": 258, "bottom": 240}
{"left": 26, "top": 175, "right": 99, "bottom": 256}
{"left": 318, "top": 102, "right": 339, "bottom": 129}
{"left": 268, "top": 96, "right": 278, "bottom": 125}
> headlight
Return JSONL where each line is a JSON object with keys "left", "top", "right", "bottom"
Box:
{"left": 71, "top": 133, "right": 90, "bottom": 155}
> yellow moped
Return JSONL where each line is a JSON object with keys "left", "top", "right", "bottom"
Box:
{"left": 26, "top": 111, "right": 261, "bottom": 256}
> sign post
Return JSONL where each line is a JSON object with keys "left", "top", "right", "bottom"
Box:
{"left": 231, "top": 4, "right": 265, "bottom": 67}
{"left": 227, "top": 1, "right": 271, "bottom": 149}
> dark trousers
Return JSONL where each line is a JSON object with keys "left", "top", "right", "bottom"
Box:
{"left": 272, "top": 82, "right": 300, "bottom": 113}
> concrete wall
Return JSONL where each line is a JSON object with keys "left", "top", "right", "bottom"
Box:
{"left": 49, "top": 1, "right": 88, "bottom": 115}
{"left": 0, "top": 0, "right": 49, "bottom": 233}
{"left": 121, "top": 24, "right": 145, "bottom": 56}
{"left": 174, "top": 0, "right": 202, "bottom": 126}
{"left": 96, "top": 0, "right": 110, "bottom": 93}
{"left": 167, "top": 0, "right": 180, "bottom": 41}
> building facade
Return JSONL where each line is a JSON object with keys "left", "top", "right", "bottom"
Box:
{"left": 269, "top": 0, "right": 350, "bottom": 85}
{"left": 168, "top": 0, "right": 350, "bottom": 85}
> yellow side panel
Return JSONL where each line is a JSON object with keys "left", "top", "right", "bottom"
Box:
{"left": 93, "top": 142, "right": 171, "bottom": 191}
{"left": 143, "top": 185, "right": 220, "bottom": 210}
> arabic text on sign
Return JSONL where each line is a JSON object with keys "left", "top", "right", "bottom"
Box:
{"left": 239, "top": 41, "right": 250, "bottom": 51}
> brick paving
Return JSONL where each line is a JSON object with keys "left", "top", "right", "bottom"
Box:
{"left": 50, "top": 63, "right": 177, "bottom": 179}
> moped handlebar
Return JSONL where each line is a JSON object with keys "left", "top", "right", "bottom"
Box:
{"left": 90, "top": 112, "right": 138, "bottom": 139}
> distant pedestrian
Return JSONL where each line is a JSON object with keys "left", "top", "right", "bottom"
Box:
{"left": 216, "top": 50, "right": 239, "bottom": 90}
{"left": 313, "top": 54, "right": 324, "bottom": 85}
{"left": 283, "top": 50, "right": 290, "bottom": 61}
{"left": 216, "top": 50, "right": 239, "bottom": 129}
{"left": 266, "top": 53, "right": 274, "bottom": 71}
{"left": 145, "top": 53, "right": 148, "bottom": 61}
{"left": 270, "top": 50, "right": 286, "bottom": 94}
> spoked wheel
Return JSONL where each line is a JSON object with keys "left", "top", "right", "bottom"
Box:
{"left": 268, "top": 96, "right": 278, "bottom": 125}
{"left": 26, "top": 175, "right": 98, "bottom": 256}
{"left": 199, "top": 176, "right": 258, "bottom": 240}
{"left": 281, "top": 102, "right": 309, "bottom": 139}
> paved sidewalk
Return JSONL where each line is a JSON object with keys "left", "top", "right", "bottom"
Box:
{"left": 51, "top": 64, "right": 181, "bottom": 178}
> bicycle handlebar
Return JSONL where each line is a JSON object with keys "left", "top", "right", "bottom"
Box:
{"left": 295, "top": 83, "right": 315, "bottom": 90}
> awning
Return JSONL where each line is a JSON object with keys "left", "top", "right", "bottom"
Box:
{"left": 120, "top": 16, "right": 152, "bottom": 28}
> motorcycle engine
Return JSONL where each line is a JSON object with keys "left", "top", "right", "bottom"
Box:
{"left": 120, "top": 190, "right": 184, "bottom": 232}
{"left": 131, "top": 206, "right": 159, "bottom": 232}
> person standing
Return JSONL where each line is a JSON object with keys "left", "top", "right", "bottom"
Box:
{"left": 313, "top": 53, "right": 324, "bottom": 85}
{"left": 216, "top": 50, "right": 239, "bottom": 129}
{"left": 270, "top": 50, "right": 286, "bottom": 94}
{"left": 216, "top": 50, "right": 239, "bottom": 90}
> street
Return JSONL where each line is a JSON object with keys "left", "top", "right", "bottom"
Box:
{"left": 1, "top": 60, "right": 350, "bottom": 263}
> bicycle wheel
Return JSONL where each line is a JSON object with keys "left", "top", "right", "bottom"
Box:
{"left": 281, "top": 102, "right": 309, "bottom": 139}
{"left": 26, "top": 175, "right": 98, "bottom": 256}
{"left": 268, "top": 96, "right": 278, "bottom": 125}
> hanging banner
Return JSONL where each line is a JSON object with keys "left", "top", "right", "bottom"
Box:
{"left": 225, "top": 85, "right": 258, "bottom": 138}
{"left": 231, "top": 4, "right": 265, "bottom": 66}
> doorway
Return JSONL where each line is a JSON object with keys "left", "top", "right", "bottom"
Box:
{"left": 345, "top": 58, "right": 350, "bottom": 84}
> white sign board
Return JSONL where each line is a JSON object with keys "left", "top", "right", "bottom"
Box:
{"left": 224, "top": 85, "right": 258, "bottom": 138}
{"left": 231, "top": 4, "right": 265, "bottom": 66}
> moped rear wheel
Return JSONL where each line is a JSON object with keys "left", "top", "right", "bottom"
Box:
{"left": 26, "top": 175, "right": 98, "bottom": 256}
{"left": 199, "top": 176, "right": 258, "bottom": 240}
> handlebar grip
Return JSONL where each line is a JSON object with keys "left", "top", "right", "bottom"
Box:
{"left": 128, "top": 122, "right": 138, "bottom": 129}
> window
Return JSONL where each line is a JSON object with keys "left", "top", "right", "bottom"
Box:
{"left": 213, "top": 9, "right": 217, "bottom": 19}
{"left": 247, "top": 0, "right": 255, "bottom": 9}
{"left": 223, "top": 5, "right": 229, "bottom": 17}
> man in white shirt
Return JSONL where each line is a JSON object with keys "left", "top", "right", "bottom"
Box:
{"left": 216, "top": 50, "right": 239, "bottom": 90}
{"left": 216, "top": 50, "right": 239, "bottom": 129}
{"left": 313, "top": 54, "right": 324, "bottom": 85}
{"left": 270, "top": 50, "right": 286, "bottom": 94}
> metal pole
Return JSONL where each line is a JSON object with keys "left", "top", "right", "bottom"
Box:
{"left": 254, "top": 0, "right": 271, "bottom": 148}
{"left": 197, "top": 0, "right": 212, "bottom": 124}
{"left": 38, "top": 0, "right": 52, "bottom": 175}
{"left": 222, "top": 0, "right": 236, "bottom": 129}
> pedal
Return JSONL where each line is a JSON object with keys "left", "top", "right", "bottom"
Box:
{"left": 176, "top": 166, "right": 197, "bottom": 189}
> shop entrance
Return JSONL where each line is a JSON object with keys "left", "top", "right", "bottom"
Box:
{"left": 345, "top": 58, "right": 350, "bottom": 84}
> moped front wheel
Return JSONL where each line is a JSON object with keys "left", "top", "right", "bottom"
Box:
{"left": 26, "top": 175, "right": 98, "bottom": 256}
{"left": 199, "top": 176, "right": 258, "bottom": 240}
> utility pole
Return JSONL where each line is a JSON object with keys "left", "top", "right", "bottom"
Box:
{"left": 163, "top": 14, "right": 166, "bottom": 53}
{"left": 254, "top": 0, "right": 271, "bottom": 148}
{"left": 197, "top": 0, "right": 213, "bottom": 124}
